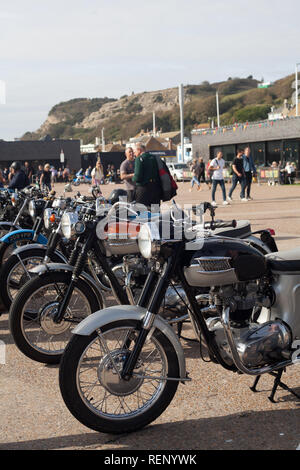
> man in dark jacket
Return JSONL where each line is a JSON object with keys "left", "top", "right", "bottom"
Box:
{"left": 8, "top": 162, "right": 29, "bottom": 190}
{"left": 132, "top": 143, "right": 162, "bottom": 206}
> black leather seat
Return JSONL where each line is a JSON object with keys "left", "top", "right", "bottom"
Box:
{"left": 266, "top": 248, "right": 300, "bottom": 272}
{"left": 214, "top": 220, "right": 251, "bottom": 239}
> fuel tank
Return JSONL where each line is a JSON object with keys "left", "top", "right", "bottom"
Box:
{"left": 184, "top": 238, "right": 267, "bottom": 287}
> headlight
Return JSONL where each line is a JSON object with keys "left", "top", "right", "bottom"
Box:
{"left": 53, "top": 199, "right": 66, "bottom": 210}
{"left": 138, "top": 222, "right": 161, "bottom": 259}
{"left": 43, "top": 208, "right": 54, "bottom": 229}
{"left": 28, "top": 200, "right": 36, "bottom": 218}
{"left": 61, "top": 212, "right": 79, "bottom": 239}
{"left": 11, "top": 193, "right": 18, "bottom": 206}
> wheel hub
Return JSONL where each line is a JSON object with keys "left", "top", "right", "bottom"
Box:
{"left": 97, "top": 349, "right": 144, "bottom": 396}
{"left": 39, "top": 302, "right": 71, "bottom": 335}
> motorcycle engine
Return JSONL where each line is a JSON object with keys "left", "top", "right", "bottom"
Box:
{"left": 207, "top": 282, "right": 292, "bottom": 368}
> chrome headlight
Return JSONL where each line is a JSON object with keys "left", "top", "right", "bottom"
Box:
{"left": 61, "top": 212, "right": 79, "bottom": 239}
{"left": 43, "top": 208, "right": 54, "bottom": 229}
{"left": 53, "top": 199, "right": 66, "bottom": 210}
{"left": 138, "top": 222, "right": 161, "bottom": 259}
{"left": 11, "top": 193, "right": 18, "bottom": 206}
{"left": 28, "top": 200, "right": 36, "bottom": 218}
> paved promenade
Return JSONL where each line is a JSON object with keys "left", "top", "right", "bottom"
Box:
{"left": 0, "top": 181, "right": 299, "bottom": 450}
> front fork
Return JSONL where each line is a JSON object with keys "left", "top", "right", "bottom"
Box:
{"left": 53, "top": 234, "right": 93, "bottom": 323}
{"left": 121, "top": 256, "right": 175, "bottom": 380}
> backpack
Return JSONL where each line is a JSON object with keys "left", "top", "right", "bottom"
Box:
{"left": 154, "top": 155, "right": 178, "bottom": 202}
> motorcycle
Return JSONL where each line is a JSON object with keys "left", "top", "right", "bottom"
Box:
{"left": 58, "top": 203, "right": 300, "bottom": 434}
{"left": 8, "top": 199, "right": 278, "bottom": 365}
{"left": 0, "top": 189, "right": 53, "bottom": 268}
{"left": 0, "top": 196, "right": 77, "bottom": 309}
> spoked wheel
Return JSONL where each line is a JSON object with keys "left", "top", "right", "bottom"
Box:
{"left": 9, "top": 272, "right": 101, "bottom": 364}
{"left": 59, "top": 320, "right": 179, "bottom": 434}
{"left": 0, "top": 248, "right": 64, "bottom": 310}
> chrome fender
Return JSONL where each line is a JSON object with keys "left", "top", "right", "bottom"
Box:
{"left": 30, "top": 263, "right": 105, "bottom": 308}
{"left": 72, "top": 305, "right": 187, "bottom": 381}
{"left": 9, "top": 243, "right": 68, "bottom": 262}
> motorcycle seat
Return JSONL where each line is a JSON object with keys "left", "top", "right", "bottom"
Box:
{"left": 266, "top": 247, "right": 300, "bottom": 272}
{"left": 214, "top": 220, "right": 251, "bottom": 239}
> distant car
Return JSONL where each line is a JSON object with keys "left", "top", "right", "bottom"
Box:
{"left": 167, "top": 163, "right": 190, "bottom": 182}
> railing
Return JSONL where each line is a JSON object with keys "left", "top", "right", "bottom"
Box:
{"left": 191, "top": 114, "right": 300, "bottom": 137}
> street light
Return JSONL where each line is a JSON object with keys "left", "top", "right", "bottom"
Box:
{"left": 216, "top": 91, "right": 220, "bottom": 127}
{"left": 60, "top": 149, "right": 65, "bottom": 169}
{"left": 296, "top": 63, "right": 300, "bottom": 117}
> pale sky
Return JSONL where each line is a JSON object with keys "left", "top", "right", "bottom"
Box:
{"left": 1, "top": 0, "right": 300, "bottom": 140}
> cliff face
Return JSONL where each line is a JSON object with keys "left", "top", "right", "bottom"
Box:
{"left": 22, "top": 75, "right": 294, "bottom": 144}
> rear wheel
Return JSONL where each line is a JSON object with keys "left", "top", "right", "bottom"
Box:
{"left": 59, "top": 319, "right": 179, "bottom": 434}
{"left": 9, "top": 271, "right": 102, "bottom": 364}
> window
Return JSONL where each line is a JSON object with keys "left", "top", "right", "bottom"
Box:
{"left": 266, "top": 141, "right": 281, "bottom": 166}
{"left": 251, "top": 142, "right": 265, "bottom": 167}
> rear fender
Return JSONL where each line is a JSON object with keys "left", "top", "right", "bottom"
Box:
{"left": 72, "top": 305, "right": 186, "bottom": 381}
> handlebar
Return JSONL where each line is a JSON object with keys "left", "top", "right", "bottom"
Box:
{"left": 204, "top": 220, "right": 237, "bottom": 230}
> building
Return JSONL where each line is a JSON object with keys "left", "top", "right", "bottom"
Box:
{"left": 0, "top": 139, "right": 81, "bottom": 171}
{"left": 191, "top": 115, "right": 300, "bottom": 168}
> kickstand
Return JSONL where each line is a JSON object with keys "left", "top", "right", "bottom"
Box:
{"left": 268, "top": 370, "right": 300, "bottom": 403}
{"left": 249, "top": 369, "right": 300, "bottom": 403}
{"left": 177, "top": 321, "right": 183, "bottom": 339}
{"left": 250, "top": 375, "right": 261, "bottom": 392}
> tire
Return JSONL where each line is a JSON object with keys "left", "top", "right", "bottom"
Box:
{"left": 59, "top": 319, "right": 179, "bottom": 434}
{"left": 9, "top": 271, "right": 102, "bottom": 364}
{"left": 0, "top": 239, "right": 33, "bottom": 268}
{"left": 0, "top": 248, "right": 63, "bottom": 311}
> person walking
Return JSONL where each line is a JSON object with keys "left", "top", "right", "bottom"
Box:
{"left": 206, "top": 158, "right": 213, "bottom": 189}
{"left": 40, "top": 163, "right": 52, "bottom": 191}
{"left": 242, "top": 147, "right": 256, "bottom": 200}
{"left": 132, "top": 143, "right": 162, "bottom": 206}
{"left": 189, "top": 159, "right": 201, "bottom": 192}
{"left": 227, "top": 148, "right": 247, "bottom": 202}
{"left": 91, "top": 160, "right": 104, "bottom": 190}
{"left": 120, "top": 147, "right": 136, "bottom": 202}
{"left": 209, "top": 151, "right": 229, "bottom": 207}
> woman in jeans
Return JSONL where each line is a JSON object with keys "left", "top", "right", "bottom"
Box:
{"left": 91, "top": 160, "right": 104, "bottom": 192}
{"left": 189, "top": 159, "right": 201, "bottom": 192}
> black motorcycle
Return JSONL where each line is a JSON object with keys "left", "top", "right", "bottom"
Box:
{"left": 58, "top": 204, "right": 300, "bottom": 434}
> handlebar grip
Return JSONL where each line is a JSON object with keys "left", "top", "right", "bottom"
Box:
{"left": 205, "top": 220, "right": 237, "bottom": 230}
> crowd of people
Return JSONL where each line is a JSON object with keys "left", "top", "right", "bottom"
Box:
{"left": 0, "top": 147, "right": 297, "bottom": 206}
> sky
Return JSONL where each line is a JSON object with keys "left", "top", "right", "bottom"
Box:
{"left": 1, "top": 0, "right": 300, "bottom": 140}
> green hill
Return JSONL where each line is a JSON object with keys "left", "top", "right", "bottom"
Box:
{"left": 21, "top": 74, "right": 296, "bottom": 144}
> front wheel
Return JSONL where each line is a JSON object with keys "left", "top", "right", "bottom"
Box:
{"left": 59, "top": 319, "right": 179, "bottom": 434}
{"left": 9, "top": 271, "right": 102, "bottom": 364}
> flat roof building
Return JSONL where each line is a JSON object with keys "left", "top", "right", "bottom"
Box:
{"left": 192, "top": 116, "right": 300, "bottom": 168}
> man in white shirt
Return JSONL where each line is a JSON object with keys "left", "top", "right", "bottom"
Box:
{"left": 209, "top": 151, "right": 229, "bottom": 207}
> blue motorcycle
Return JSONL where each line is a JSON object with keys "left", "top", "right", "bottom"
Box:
{"left": 0, "top": 194, "right": 51, "bottom": 267}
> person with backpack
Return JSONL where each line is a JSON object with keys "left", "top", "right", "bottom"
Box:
{"left": 132, "top": 143, "right": 163, "bottom": 206}
{"left": 8, "top": 162, "right": 30, "bottom": 190}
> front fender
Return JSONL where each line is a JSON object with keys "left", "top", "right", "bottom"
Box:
{"left": 72, "top": 305, "right": 186, "bottom": 381}
{"left": 30, "top": 263, "right": 105, "bottom": 308}
{"left": 0, "top": 229, "right": 48, "bottom": 245}
{"left": 9, "top": 243, "right": 68, "bottom": 262}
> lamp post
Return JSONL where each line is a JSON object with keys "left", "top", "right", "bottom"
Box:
{"left": 60, "top": 149, "right": 65, "bottom": 170}
{"left": 296, "top": 63, "right": 300, "bottom": 117}
{"left": 179, "top": 84, "right": 184, "bottom": 162}
{"left": 216, "top": 91, "right": 220, "bottom": 127}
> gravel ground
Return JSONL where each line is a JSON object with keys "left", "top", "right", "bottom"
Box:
{"left": 0, "top": 181, "right": 299, "bottom": 450}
